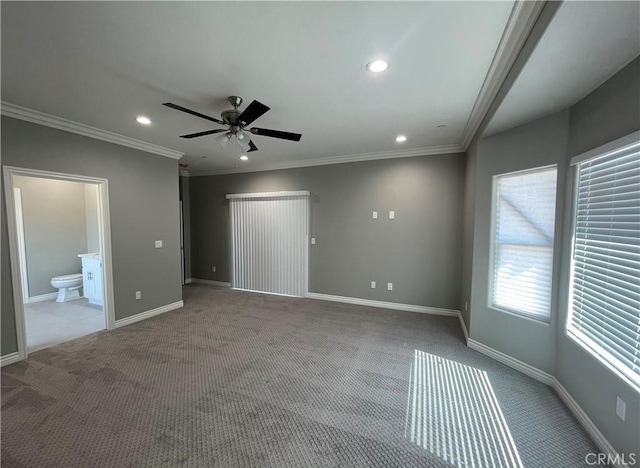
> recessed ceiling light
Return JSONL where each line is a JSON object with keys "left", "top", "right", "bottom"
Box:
{"left": 239, "top": 155, "right": 249, "bottom": 161}
{"left": 136, "top": 116, "right": 151, "bottom": 125}
{"left": 395, "top": 135, "right": 407, "bottom": 143}
{"left": 366, "top": 59, "right": 388, "bottom": 73}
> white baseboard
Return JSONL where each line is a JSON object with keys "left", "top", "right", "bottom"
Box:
{"left": 184, "top": 278, "right": 193, "bottom": 284}
{"left": 551, "top": 379, "right": 629, "bottom": 468}
{"left": 458, "top": 312, "right": 469, "bottom": 343}
{"left": 114, "top": 300, "right": 184, "bottom": 328}
{"left": 1, "top": 352, "right": 22, "bottom": 367}
{"left": 307, "top": 292, "right": 459, "bottom": 317}
{"left": 467, "top": 338, "right": 554, "bottom": 385}
{"left": 190, "top": 278, "right": 231, "bottom": 288}
{"left": 27, "top": 292, "right": 58, "bottom": 303}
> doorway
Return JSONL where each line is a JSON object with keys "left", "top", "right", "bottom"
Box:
{"left": 4, "top": 167, "right": 115, "bottom": 359}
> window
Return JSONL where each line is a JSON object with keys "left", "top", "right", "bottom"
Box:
{"left": 567, "top": 134, "right": 640, "bottom": 389}
{"left": 491, "top": 167, "right": 558, "bottom": 320}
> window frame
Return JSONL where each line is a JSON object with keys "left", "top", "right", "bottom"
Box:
{"left": 565, "top": 131, "right": 640, "bottom": 391}
{"left": 488, "top": 164, "right": 558, "bottom": 323}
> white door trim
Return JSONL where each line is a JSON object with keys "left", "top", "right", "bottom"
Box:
{"left": 3, "top": 166, "right": 116, "bottom": 361}
{"left": 12, "top": 188, "right": 30, "bottom": 302}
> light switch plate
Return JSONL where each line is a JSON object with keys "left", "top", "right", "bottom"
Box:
{"left": 389, "top": 211, "right": 395, "bottom": 219}
{"left": 311, "top": 238, "right": 316, "bottom": 245}
{"left": 371, "top": 281, "right": 376, "bottom": 289}
{"left": 154, "top": 240, "right": 163, "bottom": 248}
{"left": 135, "top": 291, "right": 141, "bottom": 300}
{"left": 387, "top": 282, "right": 393, "bottom": 291}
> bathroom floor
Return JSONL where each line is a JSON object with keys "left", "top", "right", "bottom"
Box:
{"left": 24, "top": 299, "right": 105, "bottom": 352}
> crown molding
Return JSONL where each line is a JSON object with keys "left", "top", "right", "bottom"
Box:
{"left": 188, "top": 143, "right": 463, "bottom": 177}
{"left": 459, "top": 0, "right": 547, "bottom": 150}
{"left": 1, "top": 101, "right": 184, "bottom": 160}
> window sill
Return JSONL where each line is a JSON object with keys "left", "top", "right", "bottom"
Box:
{"left": 489, "top": 305, "right": 551, "bottom": 325}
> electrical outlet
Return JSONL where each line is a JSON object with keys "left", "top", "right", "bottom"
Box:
{"left": 616, "top": 397, "right": 626, "bottom": 421}
{"left": 371, "top": 281, "right": 376, "bottom": 289}
{"left": 135, "top": 291, "right": 141, "bottom": 300}
{"left": 387, "top": 282, "right": 393, "bottom": 291}
{"left": 154, "top": 240, "right": 163, "bottom": 248}
{"left": 372, "top": 211, "right": 378, "bottom": 219}
{"left": 311, "top": 238, "right": 316, "bottom": 245}
{"left": 389, "top": 211, "right": 395, "bottom": 219}
{"left": 212, "top": 266, "right": 216, "bottom": 272}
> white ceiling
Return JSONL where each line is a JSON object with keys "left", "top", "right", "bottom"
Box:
{"left": 1, "top": 2, "right": 638, "bottom": 175}
{"left": 486, "top": 1, "right": 640, "bottom": 136}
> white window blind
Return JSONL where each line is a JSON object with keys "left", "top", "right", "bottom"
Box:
{"left": 568, "top": 137, "right": 640, "bottom": 389}
{"left": 491, "top": 167, "right": 558, "bottom": 320}
{"left": 227, "top": 191, "right": 309, "bottom": 297}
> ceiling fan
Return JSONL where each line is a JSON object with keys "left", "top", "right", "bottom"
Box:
{"left": 163, "top": 96, "right": 302, "bottom": 153}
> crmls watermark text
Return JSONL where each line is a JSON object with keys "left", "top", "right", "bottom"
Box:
{"left": 585, "top": 452, "right": 637, "bottom": 466}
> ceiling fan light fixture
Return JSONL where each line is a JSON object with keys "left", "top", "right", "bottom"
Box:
{"left": 237, "top": 136, "right": 251, "bottom": 151}
{"left": 215, "top": 132, "right": 232, "bottom": 148}
{"left": 366, "top": 59, "right": 388, "bottom": 73}
{"left": 395, "top": 135, "right": 407, "bottom": 143}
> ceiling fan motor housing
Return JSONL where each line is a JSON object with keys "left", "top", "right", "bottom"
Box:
{"left": 221, "top": 109, "right": 240, "bottom": 125}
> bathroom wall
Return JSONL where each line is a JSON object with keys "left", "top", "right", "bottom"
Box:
{"left": 84, "top": 184, "right": 100, "bottom": 253}
{"left": 13, "top": 176, "right": 88, "bottom": 298}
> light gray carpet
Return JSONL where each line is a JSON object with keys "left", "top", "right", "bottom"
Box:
{"left": 2, "top": 285, "right": 601, "bottom": 467}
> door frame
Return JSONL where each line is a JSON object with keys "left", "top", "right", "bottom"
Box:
{"left": 3, "top": 166, "right": 116, "bottom": 360}
{"left": 12, "top": 188, "right": 30, "bottom": 302}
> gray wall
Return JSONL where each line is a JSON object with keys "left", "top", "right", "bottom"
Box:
{"left": 1, "top": 204, "right": 18, "bottom": 356}
{"left": 469, "top": 110, "right": 570, "bottom": 374}
{"left": 1, "top": 116, "right": 183, "bottom": 356}
{"left": 85, "top": 184, "right": 100, "bottom": 253}
{"left": 460, "top": 137, "right": 478, "bottom": 330}
{"left": 13, "top": 176, "right": 88, "bottom": 297}
{"left": 464, "top": 57, "right": 640, "bottom": 455}
{"left": 190, "top": 154, "right": 466, "bottom": 311}
{"left": 555, "top": 57, "right": 640, "bottom": 457}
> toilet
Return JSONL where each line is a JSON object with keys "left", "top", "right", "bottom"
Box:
{"left": 51, "top": 273, "right": 83, "bottom": 302}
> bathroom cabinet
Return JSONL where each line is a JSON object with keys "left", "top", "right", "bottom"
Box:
{"left": 78, "top": 253, "right": 103, "bottom": 306}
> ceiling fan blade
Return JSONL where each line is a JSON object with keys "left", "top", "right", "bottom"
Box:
{"left": 247, "top": 140, "right": 258, "bottom": 152}
{"left": 179, "top": 129, "right": 228, "bottom": 139}
{"left": 250, "top": 127, "right": 302, "bottom": 142}
{"left": 237, "top": 100, "right": 270, "bottom": 126}
{"left": 163, "top": 103, "right": 226, "bottom": 125}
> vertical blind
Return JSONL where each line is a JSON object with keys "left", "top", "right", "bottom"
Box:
{"left": 492, "top": 167, "right": 557, "bottom": 320}
{"left": 568, "top": 140, "right": 640, "bottom": 389}
{"left": 228, "top": 191, "right": 309, "bottom": 297}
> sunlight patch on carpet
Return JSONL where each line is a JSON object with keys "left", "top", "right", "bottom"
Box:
{"left": 405, "top": 350, "right": 523, "bottom": 468}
